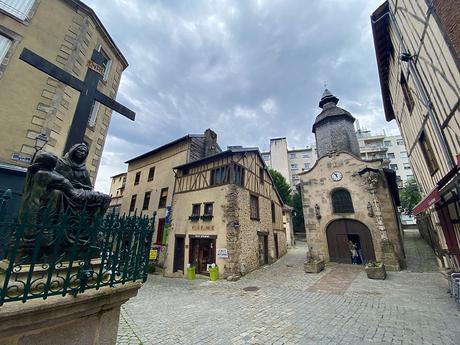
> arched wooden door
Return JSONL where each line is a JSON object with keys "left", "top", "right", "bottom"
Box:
{"left": 326, "top": 219, "right": 376, "bottom": 263}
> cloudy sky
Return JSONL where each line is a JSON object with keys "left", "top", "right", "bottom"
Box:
{"left": 87, "top": 0, "right": 399, "bottom": 192}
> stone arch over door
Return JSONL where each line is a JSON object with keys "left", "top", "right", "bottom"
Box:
{"left": 326, "top": 219, "right": 376, "bottom": 263}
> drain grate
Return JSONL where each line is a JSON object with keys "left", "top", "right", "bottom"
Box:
{"left": 243, "top": 286, "right": 260, "bottom": 292}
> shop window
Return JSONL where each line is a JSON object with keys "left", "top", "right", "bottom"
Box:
{"left": 134, "top": 171, "right": 141, "bottom": 185}
{"left": 250, "top": 195, "right": 259, "bottom": 220}
{"left": 419, "top": 131, "right": 439, "bottom": 175}
{"left": 331, "top": 189, "right": 354, "bottom": 213}
{"left": 129, "top": 194, "right": 137, "bottom": 212}
{"left": 148, "top": 167, "right": 155, "bottom": 181}
{"left": 158, "top": 188, "right": 168, "bottom": 208}
{"left": 142, "top": 191, "right": 151, "bottom": 210}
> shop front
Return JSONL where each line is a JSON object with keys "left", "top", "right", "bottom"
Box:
{"left": 189, "top": 234, "right": 217, "bottom": 275}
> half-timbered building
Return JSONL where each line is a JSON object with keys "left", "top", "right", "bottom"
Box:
{"left": 371, "top": 0, "right": 460, "bottom": 270}
{"left": 164, "top": 147, "right": 287, "bottom": 279}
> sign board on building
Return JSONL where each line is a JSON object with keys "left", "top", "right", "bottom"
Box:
{"left": 217, "top": 248, "right": 228, "bottom": 258}
{"left": 11, "top": 153, "right": 31, "bottom": 163}
{"left": 191, "top": 224, "right": 215, "bottom": 231}
{"left": 149, "top": 249, "right": 158, "bottom": 260}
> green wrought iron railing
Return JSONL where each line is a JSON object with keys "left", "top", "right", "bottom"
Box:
{"left": 0, "top": 190, "right": 155, "bottom": 305}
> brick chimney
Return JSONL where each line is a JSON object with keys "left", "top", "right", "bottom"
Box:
{"left": 204, "top": 129, "right": 218, "bottom": 157}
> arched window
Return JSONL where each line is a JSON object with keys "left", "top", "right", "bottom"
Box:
{"left": 331, "top": 189, "right": 354, "bottom": 213}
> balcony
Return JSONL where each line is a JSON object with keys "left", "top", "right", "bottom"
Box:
{"left": 359, "top": 145, "right": 388, "bottom": 154}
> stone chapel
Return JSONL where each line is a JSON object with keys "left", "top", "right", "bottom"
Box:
{"left": 298, "top": 90, "right": 405, "bottom": 270}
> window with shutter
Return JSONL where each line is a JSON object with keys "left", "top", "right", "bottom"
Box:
{"left": 0, "top": 0, "right": 35, "bottom": 20}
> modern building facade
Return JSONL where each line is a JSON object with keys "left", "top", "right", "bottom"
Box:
{"left": 164, "top": 147, "right": 286, "bottom": 279}
{"left": 261, "top": 138, "right": 317, "bottom": 188}
{"left": 372, "top": 0, "right": 460, "bottom": 269}
{"left": 299, "top": 90, "right": 404, "bottom": 270}
{"left": 0, "top": 0, "right": 128, "bottom": 181}
{"left": 357, "top": 130, "right": 414, "bottom": 186}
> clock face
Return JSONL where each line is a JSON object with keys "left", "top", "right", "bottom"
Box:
{"left": 331, "top": 171, "right": 343, "bottom": 181}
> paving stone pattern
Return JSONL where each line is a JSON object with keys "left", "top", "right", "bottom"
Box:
{"left": 117, "top": 232, "right": 460, "bottom": 345}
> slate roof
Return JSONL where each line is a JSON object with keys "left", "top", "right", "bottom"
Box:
{"left": 312, "top": 89, "right": 356, "bottom": 133}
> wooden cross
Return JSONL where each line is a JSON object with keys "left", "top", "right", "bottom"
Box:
{"left": 19, "top": 48, "right": 135, "bottom": 153}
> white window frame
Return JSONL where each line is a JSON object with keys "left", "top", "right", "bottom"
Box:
{"left": 0, "top": 34, "right": 12, "bottom": 64}
{"left": 88, "top": 101, "right": 100, "bottom": 128}
{"left": 96, "top": 44, "right": 112, "bottom": 81}
{"left": 0, "top": 0, "right": 35, "bottom": 21}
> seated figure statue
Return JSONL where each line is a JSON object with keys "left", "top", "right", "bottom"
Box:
{"left": 55, "top": 143, "right": 93, "bottom": 190}
{"left": 17, "top": 151, "right": 111, "bottom": 263}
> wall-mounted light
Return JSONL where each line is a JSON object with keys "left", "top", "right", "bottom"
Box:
{"left": 32, "top": 133, "right": 49, "bottom": 162}
{"left": 314, "top": 204, "right": 321, "bottom": 220}
{"left": 400, "top": 52, "right": 413, "bottom": 62}
{"left": 367, "top": 202, "right": 374, "bottom": 217}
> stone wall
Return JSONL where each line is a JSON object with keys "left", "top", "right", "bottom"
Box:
{"left": 315, "top": 118, "right": 360, "bottom": 158}
{"left": 0, "top": 283, "right": 140, "bottom": 345}
{"left": 299, "top": 152, "right": 404, "bottom": 269}
{"left": 0, "top": 0, "right": 125, "bottom": 181}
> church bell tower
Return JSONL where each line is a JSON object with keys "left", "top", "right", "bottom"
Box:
{"left": 312, "top": 89, "right": 360, "bottom": 158}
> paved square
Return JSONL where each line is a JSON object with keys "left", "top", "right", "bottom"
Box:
{"left": 117, "top": 237, "right": 460, "bottom": 345}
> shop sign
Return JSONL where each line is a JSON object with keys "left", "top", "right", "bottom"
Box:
{"left": 149, "top": 245, "right": 161, "bottom": 262}
{"left": 217, "top": 248, "right": 228, "bottom": 258}
{"left": 191, "top": 224, "right": 215, "bottom": 231}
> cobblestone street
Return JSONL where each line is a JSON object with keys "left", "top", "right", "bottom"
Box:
{"left": 117, "top": 232, "right": 460, "bottom": 345}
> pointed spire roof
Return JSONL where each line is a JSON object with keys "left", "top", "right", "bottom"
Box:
{"left": 312, "top": 89, "right": 355, "bottom": 133}
{"left": 319, "top": 89, "right": 339, "bottom": 108}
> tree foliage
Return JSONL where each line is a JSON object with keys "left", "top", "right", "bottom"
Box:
{"left": 399, "top": 177, "right": 422, "bottom": 215}
{"left": 292, "top": 192, "right": 305, "bottom": 231}
{"left": 268, "top": 168, "right": 292, "bottom": 205}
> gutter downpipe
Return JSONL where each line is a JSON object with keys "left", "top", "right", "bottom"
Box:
{"left": 371, "top": 6, "right": 455, "bottom": 172}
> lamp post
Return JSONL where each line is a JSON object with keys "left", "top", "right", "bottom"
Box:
{"left": 31, "top": 133, "right": 49, "bottom": 163}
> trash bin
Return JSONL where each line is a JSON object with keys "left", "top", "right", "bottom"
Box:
{"left": 209, "top": 266, "right": 219, "bottom": 281}
{"left": 187, "top": 266, "right": 196, "bottom": 280}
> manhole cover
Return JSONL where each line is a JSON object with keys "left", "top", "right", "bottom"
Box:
{"left": 243, "top": 286, "right": 260, "bottom": 292}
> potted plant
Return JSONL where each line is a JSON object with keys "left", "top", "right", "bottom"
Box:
{"left": 365, "top": 261, "right": 387, "bottom": 280}
{"left": 304, "top": 252, "right": 325, "bottom": 273}
{"left": 188, "top": 215, "right": 200, "bottom": 221}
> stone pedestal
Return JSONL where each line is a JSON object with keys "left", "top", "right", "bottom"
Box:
{"left": 0, "top": 282, "right": 141, "bottom": 345}
{"left": 304, "top": 259, "right": 325, "bottom": 273}
{"left": 380, "top": 240, "right": 400, "bottom": 271}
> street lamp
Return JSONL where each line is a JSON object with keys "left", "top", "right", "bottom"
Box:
{"left": 32, "top": 133, "right": 49, "bottom": 162}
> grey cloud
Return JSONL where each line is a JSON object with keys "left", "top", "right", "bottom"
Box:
{"left": 86, "top": 0, "right": 397, "bottom": 191}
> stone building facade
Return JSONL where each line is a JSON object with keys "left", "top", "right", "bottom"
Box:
{"left": 298, "top": 90, "right": 404, "bottom": 270}
{"left": 164, "top": 148, "right": 287, "bottom": 279}
{"left": 0, "top": 0, "right": 128, "bottom": 181}
{"left": 111, "top": 129, "right": 220, "bottom": 265}
{"left": 372, "top": 0, "right": 460, "bottom": 269}
{"left": 108, "top": 172, "right": 126, "bottom": 215}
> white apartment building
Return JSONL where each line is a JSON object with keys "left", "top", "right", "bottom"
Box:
{"left": 262, "top": 131, "right": 413, "bottom": 189}
{"left": 261, "top": 137, "right": 317, "bottom": 188}
{"left": 357, "top": 130, "right": 414, "bottom": 187}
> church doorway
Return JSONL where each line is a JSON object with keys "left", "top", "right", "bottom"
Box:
{"left": 326, "top": 219, "right": 376, "bottom": 264}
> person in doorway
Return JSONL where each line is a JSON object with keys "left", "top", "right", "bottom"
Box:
{"left": 348, "top": 240, "right": 358, "bottom": 264}
{"left": 355, "top": 241, "right": 364, "bottom": 264}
